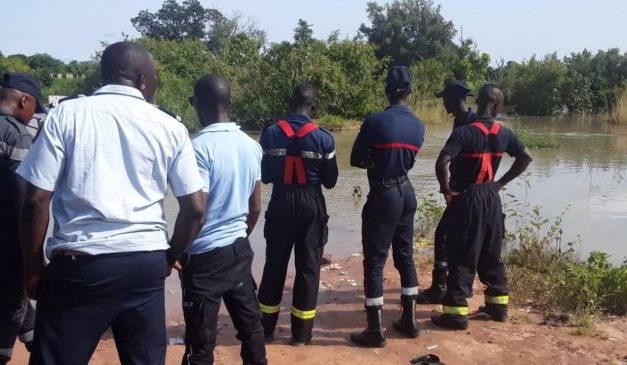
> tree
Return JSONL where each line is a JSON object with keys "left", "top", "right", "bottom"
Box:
{"left": 131, "top": 0, "right": 211, "bottom": 41}
{"left": 132, "top": 0, "right": 266, "bottom": 54}
{"left": 27, "top": 53, "right": 65, "bottom": 73}
{"left": 359, "top": 0, "right": 456, "bottom": 65}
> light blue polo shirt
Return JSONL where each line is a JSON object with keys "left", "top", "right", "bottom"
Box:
{"left": 188, "top": 122, "right": 262, "bottom": 255}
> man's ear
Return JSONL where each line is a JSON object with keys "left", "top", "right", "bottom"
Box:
{"left": 18, "top": 94, "right": 29, "bottom": 110}
{"left": 138, "top": 74, "right": 146, "bottom": 91}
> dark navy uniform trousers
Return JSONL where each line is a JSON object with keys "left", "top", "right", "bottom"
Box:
{"left": 362, "top": 179, "right": 418, "bottom": 304}
{"left": 180, "top": 238, "right": 266, "bottom": 365}
{"left": 442, "top": 183, "right": 508, "bottom": 314}
{"left": 0, "top": 247, "right": 35, "bottom": 362}
{"left": 30, "top": 251, "right": 167, "bottom": 365}
{"left": 258, "top": 186, "right": 328, "bottom": 341}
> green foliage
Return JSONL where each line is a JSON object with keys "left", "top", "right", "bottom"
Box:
{"left": 501, "top": 54, "right": 568, "bottom": 115}
{"left": 504, "top": 182, "right": 627, "bottom": 322}
{"left": 514, "top": 129, "right": 561, "bottom": 149}
{"left": 414, "top": 193, "right": 445, "bottom": 240}
{"left": 316, "top": 115, "right": 357, "bottom": 131}
{"left": 359, "top": 0, "right": 455, "bottom": 65}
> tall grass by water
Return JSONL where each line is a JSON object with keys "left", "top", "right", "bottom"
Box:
{"left": 413, "top": 180, "right": 627, "bottom": 330}
{"left": 411, "top": 98, "right": 449, "bottom": 124}
{"left": 609, "top": 89, "right": 627, "bottom": 125}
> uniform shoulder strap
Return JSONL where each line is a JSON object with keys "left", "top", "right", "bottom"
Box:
{"left": 295, "top": 122, "right": 319, "bottom": 138}
{"left": 469, "top": 121, "right": 490, "bottom": 135}
{"left": 489, "top": 122, "right": 502, "bottom": 135}
{"left": 277, "top": 120, "right": 295, "bottom": 138}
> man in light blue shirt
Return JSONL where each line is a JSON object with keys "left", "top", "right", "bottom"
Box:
{"left": 180, "top": 74, "right": 266, "bottom": 365}
{"left": 17, "top": 42, "right": 206, "bottom": 365}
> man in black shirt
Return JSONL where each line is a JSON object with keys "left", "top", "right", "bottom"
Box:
{"left": 418, "top": 79, "right": 476, "bottom": 304}
{"left": 0, "top": 72, "right": 45, "bottom": 364}
{"left": 431, "top": 84, "right": 532, "bottom": 330}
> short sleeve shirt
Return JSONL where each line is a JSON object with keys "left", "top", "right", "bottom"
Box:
{"left": 441, "top": 118, "right": 525, "bottom": 191}
{"left": 16, "top": 84, "right": 203, "bottom": 257}
{"left": 187, "top": 122, "right": 262, "bottom": 255}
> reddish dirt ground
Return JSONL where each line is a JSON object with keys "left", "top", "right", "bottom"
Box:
{"left": 10, "top": 256, "right": 627, "bottom": 364}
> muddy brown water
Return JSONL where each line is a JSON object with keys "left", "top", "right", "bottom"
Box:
{"left": 149, "top": 116, "right": 627, "bottom": 324}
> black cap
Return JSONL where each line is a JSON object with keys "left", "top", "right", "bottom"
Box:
{"left": 386, "top": 65, "right": 412, "bottom": 92}
{"left": 436, "top": 79, "right": 472, "bottom": 99}
{"left": 1, "top": 72, "right": 46, "bottom": 113}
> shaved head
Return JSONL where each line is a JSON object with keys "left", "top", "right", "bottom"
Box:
{"left": 477, "top": 84, "right": 504, "bottom": 117}
{"left": 290, "top": 83, "right": 315, "bottom": 114}
{"left": 193, "top": 74, "right": 231, "bottom": 126}
{"left": 101, "top": 42, "right": 158, "bottom": 101}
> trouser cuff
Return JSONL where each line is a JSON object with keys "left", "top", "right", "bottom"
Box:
{"left": 400, "top": 287, "right": 418, "bottom": 296}
{"left": 365, "top": 296, "right": 384, "bottom": 307}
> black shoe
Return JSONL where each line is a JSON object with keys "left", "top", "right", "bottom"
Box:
{"left": 417, "top": 267, "right": 447, "bottom": 304}
{"left": 472, "top": 305, "right": 508, "bottom": 322}
{"left": 350, "top": 306, "right": 386, "bottom": 348}
{"left": 416, "top": 287, "right": 445, "bottom": 304}
{"left": 261, "top": 312, "right": 279, "bottom": 342}
{"left": 290, "top": 338, "right": 312, "bottom": 347}
{"left": 393, "top": 295, "right": 419, "bottom": 338}
{"left": 430, "top": 313, "right": 468, "bottom": 330}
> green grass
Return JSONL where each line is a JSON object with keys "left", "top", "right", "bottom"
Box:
{"left": 515, "top": 129, "right": 561, "bottom": 149}
{"left": 413, "top": 183, "right": 627, "bottom": 332}
{"left": 411, "top": 98, "right": 449, "bottom": 124}
{"left": 316, "top": 115, "right": 359, "bottom": 131}
{"left": 609, "top": 89, "right": 627, "bottom": 125}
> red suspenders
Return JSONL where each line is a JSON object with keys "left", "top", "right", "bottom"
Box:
{"left": 460, "top": 122, "right": 503, "bottom": 184}
{"left": 276, "top": 120, "right": 319, "bottom": 185}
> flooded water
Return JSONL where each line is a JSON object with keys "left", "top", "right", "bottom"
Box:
{"left": 163, "top": 116, "right": 627, "bottom": 323}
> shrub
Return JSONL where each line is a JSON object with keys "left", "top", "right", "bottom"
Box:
{"left": 316, "top": 115, "right": 357, "bottom": 131}
{"left": 514, "top": 129, "right": 561, "bottom": 149}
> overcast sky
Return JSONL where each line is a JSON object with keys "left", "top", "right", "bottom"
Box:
{"left": 2, "top": 0, "right": 626, "bottom": 63}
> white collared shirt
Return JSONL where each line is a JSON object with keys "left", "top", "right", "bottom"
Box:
{"left": 17, "top": 84, "right": 203, "bottom": 257}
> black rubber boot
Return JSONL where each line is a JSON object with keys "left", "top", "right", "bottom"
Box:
{"left": 430, "top": 313, "right": 468, "bottom": 330}
{"left": 261, "top": 312, "right": 279, "bottom": 342}
{"left": 291, "top": 315, "right": 314, "bottom": 346}
{"left": 474, "top": 304, "right": 508, "bottom": 322}
{"left": 416, "top": 266, "right": 447, "bottom": 304}
{"left": 392, "top": 295, "right": 419, "bottom": 338}
{"left": 350, "top": 306, "right": 386, "bottom": 348}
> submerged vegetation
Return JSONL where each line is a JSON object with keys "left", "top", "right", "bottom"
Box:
{"left": 514, "top": 130, "right": 561, "bottom": 149}
{"left": 414, "top": 181, "right": 627, "bottom": 328}
{"left": 610, "top": 89, "right": 627, "bottom": 125}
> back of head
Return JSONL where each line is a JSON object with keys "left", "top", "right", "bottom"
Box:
{"left": 385, "top": 65, "right": 412, "bottom": 102}
{"left": 101, "top": 42, "right": 157, "bottom": 100}
{"left": 290, "top": 83, "right": 315, "bottom": 114}
{"left": 194, "top": 74, "right": 231, "bottom": 110}
{"left": 193, "top": 74, "right": 231, "bottom": 126}
{"left": 476, "top": 84, "right": 504, "bottom": 117}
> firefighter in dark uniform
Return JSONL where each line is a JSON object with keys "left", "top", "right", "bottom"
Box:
{"left": 257, "top": 83, "right": 338, "bottom": 346}
{"left": 431, "top": 84, "right": 532, "bottom": 330}
{"left": 417, "top": 79, "right": 476, "bottom": 304}
{"left": 0, "top": 72, "right": 45, "bottom": 364}
{"left": 349, "top": 66, "right": 425, "bottom": 347}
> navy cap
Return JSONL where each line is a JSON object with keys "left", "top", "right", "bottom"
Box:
{"left": 386, "top": 65, "right": 412, "bottom": 91}
{"left": 436, "top": 79, "right": 472, "bottom": 98}
{"left": 1, "top": 72, "right": 46, "bottom": 113}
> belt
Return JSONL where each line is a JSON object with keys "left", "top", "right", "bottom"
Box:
{"left": 55, "top": 249, "right": 87, "bottom": 258}
{"left": 369, "top": 175, "right": 408, "bottom": 189}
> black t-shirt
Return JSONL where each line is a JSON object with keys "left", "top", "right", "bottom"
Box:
{"left": 441, "top": 118, "right": 525, "bottom": 191}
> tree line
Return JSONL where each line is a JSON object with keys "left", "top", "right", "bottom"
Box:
{"left": 1, "top": 0, "right": 626, "bottom": 130}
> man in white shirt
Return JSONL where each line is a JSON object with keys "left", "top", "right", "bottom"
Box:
{"left": 180, "top": 74, "right": 266, "bottom": 364}
{"left": 17, "top": 42, "right": 205, "bottom": 365}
